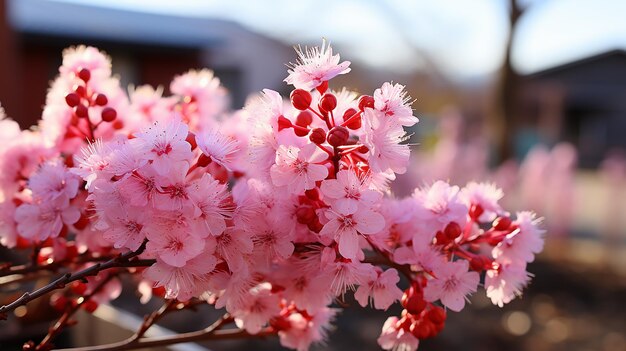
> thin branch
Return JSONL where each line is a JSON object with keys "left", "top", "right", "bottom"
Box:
{"left": 55, "top": 314, "right": 274, "bottom": 351}
{"left": 0, "top": 240, "right": 151, "bottom": 319}
{"left": 35, "top": 272, "right": 118, "bottom": 351}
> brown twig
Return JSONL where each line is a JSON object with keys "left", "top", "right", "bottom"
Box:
{"left": 364, "top": 238, "right": 414, "bottom": 281}
{"left": 34, "top": 272, "right": 118, "bottom": 351}
{"left": 0, "top": 240, "right": 152, "bottom": 319}
{"left": 53, "top": 313, "right": 273, "bottom": 351}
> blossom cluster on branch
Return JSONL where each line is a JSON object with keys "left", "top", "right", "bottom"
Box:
{"left": 0, "top": 41, "right": 544, "bottom": 351}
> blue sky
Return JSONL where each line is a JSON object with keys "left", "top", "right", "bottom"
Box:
{"left": 51, "top": 0, "right": 626, "bottom": 79}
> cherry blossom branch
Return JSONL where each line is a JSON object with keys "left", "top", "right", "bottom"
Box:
{"left": 364, "top": 239, "right": 414, "bottom": 281}
{"left": 0, "top": 240, "right": 152, "bottom": 319}
{"left": 54, "top": 314, "right": 275, "bottom": 351}
{"left": 29, "top": 272, "right": 118, "bottom": 351}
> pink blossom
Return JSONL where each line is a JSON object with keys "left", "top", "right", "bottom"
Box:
{"left": 394, "top": 245, "right": 446, "bottom": 275}
{"left": 377, "top": 316, "right": 419, "bottom": 351}
{"left": 284, "top": 41, "right": 351, "bottom": 90}
{"left": 29, "top": 160, "right": 79, "bottom": 206}
{"left": 170, "top": 69, "right": 228, "bottom": 125}
{"left": 280, "top": 268, "right": 334, "bottom": 313}
{"left": 355, "top": 268, "right": 403, "bottom": 310}
{"left": 59, "top": 45, "right": 111, "bottom": 79}
{"left": 14, "top": 202, "right": 80, "bottom": 241}
{"left": 233, "top": 283, "right": 280, "bottom": 334}
{"left": 278, "top": 308, "right": 337, "bottom": 351}
{"left": 215, "top": 228, "right": 254, "bottom": 273}
{"left": 485, "top": 262, "right": 531, "bottom": 307}
{"left": 461, "top": 182, "right": 504, "bottom": 221}
{"left": 101, "top": 206, "right": 150, "bottom": 251}
{"left": 144, "top": 251, "right": 217, "bottom": 301}
{"left": 250, "top": 218, "right": 294, "bottom": 262}
{"left": 413, "top": 181, "right": 468, "bottom": 236}
{"left": 270, "top": 144, "right": 328, "bottom": 194}
{"left": 196, "top": 129, "right": 239, "bottom": 171}
{"left": 320, "top": 208, "right": 385, "bottom": 259}
{"left": 145, "top": 219, "right": 206, "bottom": 267}
{"left": 423, "top": 260, "right": 479, "bottom": 312}
{"left": 320, "top": 170, "right": 382, "bottom": 215}
{"left": 133, "top": 119, "right": 193, "bottom": 175}
{"left": 72, "top": 140, "right": 113, "bottom": 189}
{"left": 374, "top": 82, "right": 418, "bottom": 127}
{"left": 188, "top": 174, "right": 231, "bottom": 237}
{"left": 492, "top": 211, "right": 544, "bottom": 264}
{"left": 362, "top": 108, "right": 411, "bottom": 174}
{"left": 116, "top": 165, "right": 162, "bottom": 207}
{"left": 328, "top": 260, "right": 375, "bottom": 296}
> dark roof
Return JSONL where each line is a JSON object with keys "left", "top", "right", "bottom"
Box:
{"left": 526, "top": 49, "right": 626, "bottom": 78}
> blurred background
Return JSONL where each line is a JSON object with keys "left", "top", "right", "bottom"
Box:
{"left": 0, "top": 0, "right": 625, "bottom": 350}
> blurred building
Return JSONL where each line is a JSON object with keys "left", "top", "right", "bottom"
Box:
{"left": 0, "top": 0, "right": 293, "bottom": 127}
{"left": 521, "top": 49, "right": 626, "bottom": 168}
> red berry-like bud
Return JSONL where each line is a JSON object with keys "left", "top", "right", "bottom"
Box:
{"left": 327, "top": 126, "right": 349, "bottom": 147}
{"left": 65, "top": 93, "right": 81, "bottom": 107}
{"left": 401, "top": 286, "right": 426, "bottom": 315}
{"left": 305, "top": 188, "right": 320, "bottom": 201}
{"left": 470, "top": 256, "right": 487, "bottom": 272}
{"left": 493, "top": 216, "right": 512, "bottom": 231}
{"left": 444, "top": 222, "right": 462, "bottom": 241}
{"left": 82, "top": 300, "right": 98, "bottom": 313}
{"left": 294, "top": 126, "right": 309, "bottom": 137}
{"left": 101, "top": 107, "right": 117, "bottom": 122}
{"left": 94, "top": 94, "right": 108, "bottom": 106}
{"left": 469, "top": 204, "right": 484, "bottom": 220}
{"left": 358, "top": 145, "right": 369, "bottom": 153}
{"left": 309, "top": 128, "right": 326, "bottom": 144}
{"left": 318, "top": 94, "right": 337, "bottom": 113}
{"left": 358, "top": 95, "right": 375, "bottom": 111}
{"left": 75, "top": 104, "right": 88, "bottom": 118}
{"left": 316, "top": 80, "right": 329, "bottom": 94}
{"left": 343, "top": 108, "right": 361, "bottom": 129}
{"left": 50, "top": 293, "right": 68, "bottom": 312}
{"left": 435, "top": 230, "right": 448, "bottom": 245}
{"left": 277, "top": 115, "right": 293, "bottom": 131}
{"left": 78, "top": 68, "right": 91, "bottom": 82}
{"left": 197, "top": 154, "right": 212, "bottom": 168}
{"left": 295, "top": 111, "right": 313, "bottom": 127}
{"left": 112, "top": 120, "right": 124, "bottom": 130}
{"left": 427, "top": 305, "right": 446, "bottom": 324}
{"left": 75, "top": 85, "right": 86, "bottom": 97}
{"left": 71, "top": 282, "right": 87, "bottom": 295}
{"left": 296, "top": 206, "right": 316, "bottom": 224}
{"left": 186, "top": 132, "right": 197, "bottom": 150}
{"left": 410, "top": 318, "right": 434, "bottom": 339}
{"left": 290, "top": 89, "right": 312, "bottom": 110}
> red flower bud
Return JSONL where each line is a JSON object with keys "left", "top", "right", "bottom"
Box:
{"left": 82, "top": 300, "right": 99, "bottom": 313}
{"left": 78, "top": 68, "right": 91, "bottom": 82}
{"left": 343, "top": 108, "right": 361, "bottom": 129}
{"left": 101, "top": 107, "right": 117, "bottom": 122}
{"left": 197, "top": 154, "right": 212, "bottom": 168}
{"left": 444, "top": 222, "right": 462, "bottom": 241}
{"left": 316, "top": 80, "right": 329, "bottom": 94}
{"left": 427, "top": 305, "right": 446, "bottom": 325}
{"left": 469, "top": 204, "right": 484, "bottom": 220}
{"left": 94, "top": 93, "right": 108, "bottom": 106}
{"left": 358, "top": 95, "right": 375, "bottom": 111}
{"left": 290, "top": 89, "right": 312, "bottom": 110}
{"left": 309, "top": 128, "right": 326, "bottom": 144}
{"left": 277, "top": 115, "right": 293, "bottom": 131}
{"left": 186, "top": 132, "right": 197, "bottom": 150}
{"left": 327, "top": 126, "right": 349, "bottom": 147}
{"left": 318, "top": 93, "right": 337, "bottom": 113}
{"left": 65, "top": 93, "right": 81, "bottom": 107}
{"left": 295, "top": 111, "right": 313, "bottom": 127}
{"left": 75, "top": 104, "right": 88, "bottom": 118}
{"left": 493, "top": 216, "right": 512, "bottom": 231}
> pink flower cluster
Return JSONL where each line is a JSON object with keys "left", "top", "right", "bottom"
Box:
{"left": 0, "top": 42, "right": 544, "bottom": 351}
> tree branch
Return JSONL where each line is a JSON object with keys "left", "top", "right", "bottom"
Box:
{"left": 0, "top": 240, "right": 152, "bottom": 319}
{"left": 54, "top": 314, "right": 274, "bottom": 351}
